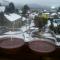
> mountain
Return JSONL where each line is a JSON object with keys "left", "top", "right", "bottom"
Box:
{"left": 28, "top": 4, "right": 41, "bottom": 9}
{"left": 14, "top": 4, "right": 23, "bottom": 9}
{"left": 28, "top": 4, "right": 50, "bottom": 10}
{"left": 1, "top": 1, "right": 50, "bottom": 10}
{"left": 0, "top": 0, "right": 9, "bottom": 6}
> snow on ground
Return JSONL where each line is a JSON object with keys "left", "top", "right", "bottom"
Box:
{"left": 30, "top": 20, "right": 35, "bottom": 27}
{"left": 4, "top": 31, "right": 22, "bottom": 35}
{"left": 0, "top": 23, "right": 38, "bottom": 42}
{"left": 4, "top": 13, "right": 21, "bottom": 21}
{"left": 56, "top": 35, "right": 60, "bottom": 38}
{"left": 0, "top": 28, "right": 60, "bottom": 44}
{"left": 21, "top": 25, "right": 29, "bottom": 32}
{"left": 41, "top": 33, "right": 52, "bottom": 37}
{"left": 47, "top": 20, "right": 57, "bottom": 27}
{"left": 0, "top": 31, "right": 33, "bottom": 42}
{"left": 23, "top": 32, "right": 30, "bottom": 42}
{"left": 0, "top": 31, "right": 24, "bottom": 40}
{"left": 21, "top": 19, "right": 35, "bottom": 32}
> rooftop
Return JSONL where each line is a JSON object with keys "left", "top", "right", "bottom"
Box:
{"left": 4, "top": 13, "right": 21, "bottom": 21}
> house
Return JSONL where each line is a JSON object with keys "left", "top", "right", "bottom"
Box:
{"left": 0, "top": 6, "right": 5, "bottom": 12}
{"left": 29, "top": 12, "right": 38, "bottom": 19}
{"left": 4, "top": 13, "right": 21, "bottom": 21}
{"left": 19, "top": 10, "right": 22, "bottom": 14}
{"left": 4, "top": 13, "right": 22, "bottom": 30}
{"left": 47, "top": 19, "right": 60, "bottom": 27}
{"left": 51, "top": 13, "right": 57, "bottom": 16}
{"left": 58, "top": 12, "right": 60, "bottom": 18}
{"left": 41, "top": 12, "right": 50, "bottom": 19}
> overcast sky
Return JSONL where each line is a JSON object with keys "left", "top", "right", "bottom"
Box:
{"left": 2, "top": 0, "right": 60, "bottom": 7}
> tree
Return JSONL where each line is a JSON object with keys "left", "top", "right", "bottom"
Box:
{"left": 5, "top": 6, "right": 9, "bottom": 14}
{"left": 15, "top": 9, "right": 19, "bottom": 14}
{"left": 57, "top": 7, "right": 60, "bottom": 12}
{"left": 5, "top": 2, "right": 15, "bottom": 13}
{"left": 9, "top": 2, "right": 15, "bottom": 13}
{"left": 22, "top": 5, "right": 30, "bottom": 17}
{"left": 34, "top": 16, "right": 48, "bottom": 29}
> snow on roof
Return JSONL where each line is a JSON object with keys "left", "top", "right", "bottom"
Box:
{"left": 22, "top": 17, "right": 26, "bottom": 21}
{"left": 29, "top": 13, "right": 35, "bottom": 19}
{"left": 19, "top": 10, "right": 22, "bottom": 13}
{"left": 29, "top": 12, "right": 38, "bottom": 18}
{"left": 0, "top": 6, "right": 5, "bottom": 12}
{"left": 27, "top": 10, "right": 30, "bottom": 14}
{"left": 56, "top": 35, "right": 60, "bottom": 38}
{"left": 33, "top": 12, "right": 38, "bottom": 16}
{"left": 4, "top": 13, "right": 21, "bottom": 21}
{"left": 58, "top": 12, "right": 60, "bottom": 14}
{"left": 43, "top": 13, "right": 50, "bottom": 15}
{"left": 51, "top": 13, "right": 57, "bottom": 16}
{"left": 47, "top": 20, "right": 51, "bottom": 27}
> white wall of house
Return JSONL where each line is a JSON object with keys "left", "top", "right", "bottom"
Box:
{"left": 0, "top": 6, "right": 5, "bottom": 12}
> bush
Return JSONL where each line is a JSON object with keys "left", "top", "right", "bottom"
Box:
{"left": 34, "top": 16, "right": 48, "bottom": 29}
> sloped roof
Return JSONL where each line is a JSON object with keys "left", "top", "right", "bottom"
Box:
{"left": 4, "top": 13, "right": 21, "bottom": 21}
{"left": 51, "top": 13, "right": 57, "bottom": 16}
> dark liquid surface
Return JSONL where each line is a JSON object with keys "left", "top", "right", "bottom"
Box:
{"left": 0, "top": 38, "right": 24, "bottom": 49}
{"left": 29, "top": 40, "right": 56, "bottom": 53}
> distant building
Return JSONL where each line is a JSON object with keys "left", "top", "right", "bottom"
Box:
{"left": 58, "top": 12, "right": 60, "bottom": 18}
{"left": 19, "top": 10, "right": 22, "bottom": 14}
{"left": 50, "top": 13, "right": 58, "bottom": 18}
{"left": 41, "top": 12, "right": 50, "bottom": 19}
{"left": 29, "top": 12, "right": 38, "bottom": 19}
{"left": 47, "top": 19, "right": 60, "bottom": 27}
{"left": 0, "top": 6, "right": 5, "bottom": 12}
{"left": 50, "top": 6, "right": 57, "bottom": 13}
